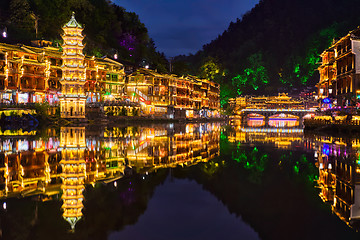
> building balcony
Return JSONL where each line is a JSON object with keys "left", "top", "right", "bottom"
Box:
{"left": 23, "top": 71, "right": 46, "bottom": 77}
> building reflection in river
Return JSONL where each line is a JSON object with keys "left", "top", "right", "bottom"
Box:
{"left": 0, "top": 123, "right": 220, "bottom": 230}
{"left": 231, "top": 119, "right": 360, "bottom": 229}
{"left": 314, "top": 135, "right": 360, "bottom": 228}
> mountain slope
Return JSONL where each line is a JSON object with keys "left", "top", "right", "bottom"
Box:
{"left": 173, "top": 0, "right": 360, "bottom": 104}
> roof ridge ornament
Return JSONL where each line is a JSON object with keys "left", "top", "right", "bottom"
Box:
{"left": 63, "top": 12, "right": 82, "bottom": 29}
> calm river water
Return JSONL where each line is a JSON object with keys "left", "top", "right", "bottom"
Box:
{"left": 0, "top": 120, "right": 360, "bottom": 240}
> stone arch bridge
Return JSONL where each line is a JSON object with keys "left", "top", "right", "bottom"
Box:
{"left": 240, "top": 108, "right": 315, "bottom": 119}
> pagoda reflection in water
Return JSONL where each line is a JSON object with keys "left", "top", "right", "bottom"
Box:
{"left": 60, "top": 127, "right": 86, "bottom": 230}
{"left": 0, "top": 123, "right": 220, "bottom": 230}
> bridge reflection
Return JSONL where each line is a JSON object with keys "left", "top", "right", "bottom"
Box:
{"left": 228, "top": 125, "right": 308, "bottom": 150}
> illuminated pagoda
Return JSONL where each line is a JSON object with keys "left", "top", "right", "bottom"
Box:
{"left": 60, "top": 127, "right": 86, "bottom": 230}
{"left": 59, "top": 12, "right": 86, "bottom": 118}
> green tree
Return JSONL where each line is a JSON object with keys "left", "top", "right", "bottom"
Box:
{"left": 232, "top": 52, "right": 269, "bottom": 95}
{"left": 199, "top": 56, "right": 224, "bottom": 83}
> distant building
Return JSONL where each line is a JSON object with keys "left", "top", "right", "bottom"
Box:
{"left": 317, "top": 50, "right": 336, "bottom": 101}
{"left": 229, "top": 93, "right": 304, "bottom": 113}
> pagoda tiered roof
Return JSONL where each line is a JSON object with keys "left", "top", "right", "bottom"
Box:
{"left": 63, "top": 12, "right": 83, "bottom": 29}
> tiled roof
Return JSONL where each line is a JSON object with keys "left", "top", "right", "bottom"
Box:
{"left": 63, "top": 12, "right": 82, "bottom": 29}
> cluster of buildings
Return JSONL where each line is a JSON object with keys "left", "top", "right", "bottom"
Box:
{"left": 0, "top": 14, "right": 220, "bottom": 119}
{"left": 0, "top": 123, "right": 220, "bottom": 229}
{"left": 317, "top": 27, "right": 360, "bottom": 109}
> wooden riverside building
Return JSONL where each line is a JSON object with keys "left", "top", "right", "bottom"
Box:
{"left": 317, "top": 27, "right": 360, "bottom": 107}
{"left": 0, "top": 14, "right": 220, "bottom": 119}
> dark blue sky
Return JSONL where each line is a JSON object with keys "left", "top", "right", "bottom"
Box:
{"left": 114, "top": 0, "right": 259, "bottom": 57}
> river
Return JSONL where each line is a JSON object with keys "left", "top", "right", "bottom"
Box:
{"left": 0, "top": 120, "right": 359, "bottom": 240}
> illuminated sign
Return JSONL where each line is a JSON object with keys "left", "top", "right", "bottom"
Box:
{"left": 322, "top": 98, "right": 331, "bottom": 104}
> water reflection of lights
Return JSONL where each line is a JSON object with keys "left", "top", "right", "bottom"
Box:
{"left": 0, "top": 123, "right": 221, "bottom": 227}
{"left": 314, "top": 133, "right": 360, "bottom": 229}
{"left": 242, "top": 108, "right": 311, "bottom": 112}
{"left": 241, "top": 128, "right": 303, "bottom": 133}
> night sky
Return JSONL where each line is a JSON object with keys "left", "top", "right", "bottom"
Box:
{"left": 114, "top": 0, "right": 259, "bottom": 57}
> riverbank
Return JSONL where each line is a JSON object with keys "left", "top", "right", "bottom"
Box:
{"left": 304, "top": 117, "right": 360, "bottom": 134}
{"left": 0, "top": 111, "right": 228, "bottom": 136}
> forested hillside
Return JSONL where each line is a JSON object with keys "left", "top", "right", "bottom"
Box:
{"left": 173, "top": 0, "right": 360, "bottom": 106}
{"left": 0, "top": 0, "right": 168, "bottom": 72}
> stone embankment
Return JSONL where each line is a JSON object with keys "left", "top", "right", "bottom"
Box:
{"left": 304, "top": 116, "right": 360, "bottom": 133}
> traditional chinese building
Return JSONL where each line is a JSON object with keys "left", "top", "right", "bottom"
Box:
{"left": 59, "top": 13, "right": 86, "bottom": 118}
{"left": 230, "top": 93, "right": 303, "bottom": 111}
{"left": 317, "top": 27, "right": 360, "bottom": 107}
{"left": 126, "top": 69, "right": 220, "bottom": 119}
{"left": 0, "top": 13, "right": 220, "bottom": 119}
{"left": 317, "top": 49, "right": 336, "bottom": 101}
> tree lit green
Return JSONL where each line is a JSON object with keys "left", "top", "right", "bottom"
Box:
{"left": 232, "top": 52, "right": 269, "bottom": 95}
{"left": 232, "top": 145, "right": 268, "bottom": 183}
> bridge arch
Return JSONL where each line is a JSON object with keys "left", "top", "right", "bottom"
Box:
{"left": 268, "top": 113, "right": 299, "bottom": 127}
{"left": 246, "top": 113, "right": 265, "bottom": 127}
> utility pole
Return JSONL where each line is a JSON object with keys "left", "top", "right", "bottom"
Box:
{"left": 30, "top": 13, "right": 39, "bottom": 39}
{"left": 168, "top": 57, "right": 173, "bottom": 73}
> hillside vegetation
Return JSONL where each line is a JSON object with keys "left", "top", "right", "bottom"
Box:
{"left": 172, "top": 0, "right": 360, "bottom": 106}
{"left": 0, "top": 0, "right": 168, "bottom": 72}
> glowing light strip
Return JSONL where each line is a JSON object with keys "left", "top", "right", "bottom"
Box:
{"left": 241, "top": 108, "right": 314, "bottom": 112}
{"left": 241, "top": 128, "right": 303, "bottom": 133}
{"left": 269, "top": 118, "right": 298, "bottom": 121}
